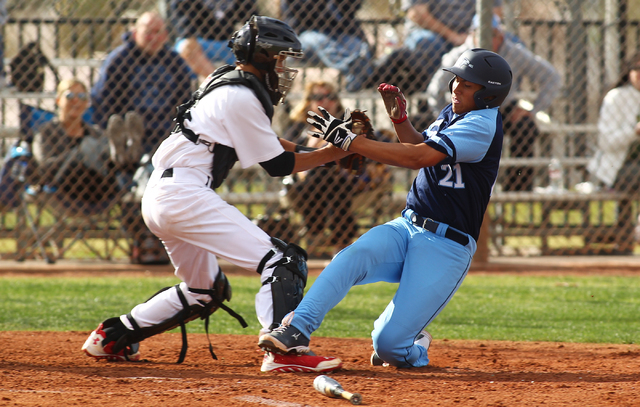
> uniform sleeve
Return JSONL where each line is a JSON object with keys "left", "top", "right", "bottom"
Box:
{"left": 221, "top": 88, "right": 285, "bottom": 168}
{"left": 436, "top": 111, "right": 498, "bottom": 163}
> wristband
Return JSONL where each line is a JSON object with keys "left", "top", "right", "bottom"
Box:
{"left": 295, "top": 145, "right": 316, "bottom": 153}
{"left": 341, "top": 133, "right": 357, "bottom": 151}
{"left": 391, "top": 114, "right": 408, "bottom": 124}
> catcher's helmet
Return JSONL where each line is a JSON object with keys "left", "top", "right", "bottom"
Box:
{"left": 444, "top": 48, "right": 512, "bottom": 109}
{"left": 229, "top": 15, "right": 303, "bottom": 104}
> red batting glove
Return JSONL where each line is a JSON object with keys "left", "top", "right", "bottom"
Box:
{"left": 377, "top": 83, "right": 408, "bottom": 124}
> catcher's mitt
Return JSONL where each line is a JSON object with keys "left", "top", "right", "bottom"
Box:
{"left": 339, "top": 109, "right": 375, "bottom": 176}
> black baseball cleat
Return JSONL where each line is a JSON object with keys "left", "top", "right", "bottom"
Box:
{"left": 370, "top": 351, "right": 387, "bottom": 366}
{"left": 258, "top": 324, "right": 311, "bottom": 355}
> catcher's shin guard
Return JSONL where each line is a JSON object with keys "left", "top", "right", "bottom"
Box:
{"left": 258, "top": 237, "right": 308, "bottom": 330}
{"left": 115, "top": 269, "right": 247, "bottom": 363}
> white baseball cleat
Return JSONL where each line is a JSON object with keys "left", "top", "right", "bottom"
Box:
{"left": 415, "top": 330, "right": 432, "bottom": 350}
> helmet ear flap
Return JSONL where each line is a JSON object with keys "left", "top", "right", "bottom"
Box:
{"left": 229, "top": 28, "right": 249, "bottom": 64}
{"left": 229, "top": 15, "right": 259, "bottom": 65}
{"left": 246, "top": 15, "right": 258, "bottom": 65}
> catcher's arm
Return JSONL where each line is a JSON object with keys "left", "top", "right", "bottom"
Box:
{"left": 306, "top": 106, "right": 445, "bottom": 170}
{"left": 278, "top": 137, "right": 349, "bottom": 174}
{"left": 278, "top": 138, "right": 301, "bottom": 152}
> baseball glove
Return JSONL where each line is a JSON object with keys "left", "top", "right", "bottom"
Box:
{"left": 339, "top": 109, "right": 375, "bottom": 176}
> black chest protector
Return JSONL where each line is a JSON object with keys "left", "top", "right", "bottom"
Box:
{"left": 172, "top": 65, "right": 274, "bottom": 189}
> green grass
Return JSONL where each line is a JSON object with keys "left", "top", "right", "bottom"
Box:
{"left": 1, "top": 274, "right": 639, "bottom": 344}
{"left": 436, "top": 275, "right": 640, "bottom": 344}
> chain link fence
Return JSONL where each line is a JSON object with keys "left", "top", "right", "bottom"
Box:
{"left": 0, "top": 0, "right": 638, "bottom": 261}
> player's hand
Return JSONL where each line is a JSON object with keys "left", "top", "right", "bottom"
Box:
{"left": 307, "top": 107, "right": 357, "bottom": 151}
{"left": 378, "top": 83, "right": 408, "bottom": 124}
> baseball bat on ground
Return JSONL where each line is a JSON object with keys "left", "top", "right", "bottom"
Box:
{"left": 313, "top": 375, "right": 362, "bottom": 405}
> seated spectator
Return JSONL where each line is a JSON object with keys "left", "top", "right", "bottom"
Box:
{"left": 31, "top": 79, "right": 137, "bottom": 213}
{"left": 91, "top": 10, "right": 195, "bottom": 156}
{"left": 372, "top": 0, "right": 475, "bottom": 95}
{"left": 427, "top": 14, "right": 562, "bottom": 191}
{"left": 169, "top": 0, "right": 256, "bottom": 78}
{"left": 587, "top": 51, "right": 640, "bottom": 193}
{"left": 281, "top": 0, "right": 373, "bottom": 92}
{"left": 282, "top": 81, "right": 359, "bottom": 257}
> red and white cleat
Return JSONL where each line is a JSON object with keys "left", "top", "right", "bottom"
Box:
{"left": 261, "top": 352, "right": 342, "bottom": 373}
{"left": 81, "top": 323, "right": 141, "bottom": 362}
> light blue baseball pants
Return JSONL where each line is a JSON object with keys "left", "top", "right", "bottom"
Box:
{"left": 290, "top": 209, "right": 476, "bottom": 368}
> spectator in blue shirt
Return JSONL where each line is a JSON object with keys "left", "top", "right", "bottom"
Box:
{"left": 281, "top": 0, "right": 373, "bottom": 92}
{"left": 92, "top": 11, "right": 195, "bottom": 155}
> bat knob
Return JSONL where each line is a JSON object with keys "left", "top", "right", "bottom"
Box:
{"left": 350, "top": 393, "right": 362, "bottom": 405}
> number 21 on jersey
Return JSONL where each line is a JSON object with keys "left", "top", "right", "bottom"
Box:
{"left": 439, "top": 163, "right": 465, "bottom": 188}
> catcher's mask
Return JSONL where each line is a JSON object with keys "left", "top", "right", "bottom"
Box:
{"left": 229, "top": 15, "right": 304, "bottom": 105}
{"left": 444, "top": 48, "right": 512, "bottom": 109}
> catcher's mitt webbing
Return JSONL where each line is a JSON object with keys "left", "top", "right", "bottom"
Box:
{"left": 339, "top": 109, "right": 375, "bottom": 176}
{"left": 349, "top": 109, "right": 374, "bottom": 138}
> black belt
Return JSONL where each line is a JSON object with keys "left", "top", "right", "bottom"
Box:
{"left": 409, "top": 213, "right": 469, "bottom": 246}
{"left": 161, "top": 168, "right": 213, "bottom": 188}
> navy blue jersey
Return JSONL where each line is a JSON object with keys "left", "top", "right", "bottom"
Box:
{"left": 405, "top": 104, "right": 503, "bottom": 241}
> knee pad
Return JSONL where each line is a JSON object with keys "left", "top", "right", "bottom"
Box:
{"left": 115, "top": 269, "right": 247, "bottom": 363}
{"left": 258, "top": 237, "right": 308, "bottom": 330}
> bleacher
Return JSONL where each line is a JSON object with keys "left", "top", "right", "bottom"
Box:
{"left": 1, "top": 10, "right": 640, "bottom": 261}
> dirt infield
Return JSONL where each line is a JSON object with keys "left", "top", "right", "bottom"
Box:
{"left": 1, "top": 331, "right": 639, "bottom": 406}
{"left": 1, "top": 259, "right": 640, "bottom": 406}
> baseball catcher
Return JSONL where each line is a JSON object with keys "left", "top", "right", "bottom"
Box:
{"left": 82, "top": 15, "right": 346, "bottom": 373}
